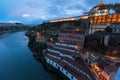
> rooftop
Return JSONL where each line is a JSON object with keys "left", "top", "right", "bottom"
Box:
{"left": 99, "top": 0, "right": 104, "bottom": 7}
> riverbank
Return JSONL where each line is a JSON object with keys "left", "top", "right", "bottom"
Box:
{"left": 25, "top": 19, "right": 95, "bottom": 80}
{"left": 32, "top": 53, "right": 70, "bottom": 80}
{"left": 0, "top": 33, "right": 10, "bottom": 39}
{"left": 30, "top": 49, "right": 68, "bottom": 80}
{"left": 0, "top": 22, "right": 29, "bottom": 36}
{"left": 27, "top": 32, "right": 69, "bottom": 80}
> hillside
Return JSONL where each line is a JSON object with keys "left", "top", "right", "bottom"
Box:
{"left": 0, "top": 23, "right": 29, "bottom": 34}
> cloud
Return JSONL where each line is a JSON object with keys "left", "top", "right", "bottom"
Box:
{"left": 22, "top": 13, "right": 47, "bottom": 20}
{"left": 7, "top": 0, "right": 91, "bottom": 22}
{"left": 65, "top": 9, "right": 84, "bottom": 15}
{"left": 8, "top": 20, "right": 21, "bottom": 23}
{"left": 22, "top": 13, "right": 31, "bottom": 18}
{"left": 12, "top": 0, "right": 90, "bottom": 20}
{"left": 1, "top": 0, "right": 120, "bottom": 24}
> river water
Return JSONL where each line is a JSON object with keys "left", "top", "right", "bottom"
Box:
{"left": 0, "top": 32, "right": 52, "bottom": 80}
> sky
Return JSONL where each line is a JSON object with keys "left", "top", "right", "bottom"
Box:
{"left": 0, "top": 0, "right": 120, "bottom": 24}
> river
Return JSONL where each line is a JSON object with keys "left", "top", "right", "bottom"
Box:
{"left": 0, "top": 32, "right": 53, "bottom": 80}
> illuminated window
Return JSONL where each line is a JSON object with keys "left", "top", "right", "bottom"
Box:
{"left": 118, "top": 18, "right": 120, "bottom": 23}
{"left": 102, "top": 16, "right": 106, "bottom": 19}
{"left": 112, "top": 19, "right": 116, "bottom": 21}
{"left": 97, "top": 20, "right": 101, "bottom": 23}
{"left": 106, "top": 19, "right": 111, "bottom": 24}
{"left": 90, "top": 18, "right": 94, "bottom": 20}
{"left": 98, "top": 16, "right": 102, "bottom": 19}
{"left": 90, "top": 19, "right": 93, "bottom": 22}
{"left": 106, "top": 19, "right": 111, "bottom": 22}
{"left": 102, "top": 20, "right": 105, "bottom": 23}
{"left": 113, "top": 14, "right": 117, "bottom": 19}
{"left": 118, "top": 14, "right": 120, "bottom": 18}
{"left": 106, "top": 22, "right": 110, "bottom": 24}
{"left": 90, "top": 21, "right": 93, "bottom": 24}
{"left": 94, "top": 17, "right": 98, "bottom": 19}
{"left": 60, "top": 40, "right": 64, "bottom": 42}
{"left": 107, "top": 15, "right": 112, "bottom": 19}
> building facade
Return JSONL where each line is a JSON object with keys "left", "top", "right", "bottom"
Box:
{"left": 85, "top": 52, "right": 120, "bottom": 80}
{"left": 89, "top": 1, "right": 120, "bottom": 34}
{"left": 45, "top": 29, "right": 95, "bottom": 80}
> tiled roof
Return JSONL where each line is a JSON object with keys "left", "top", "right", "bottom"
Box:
{"left": 46, "top": 52, "right": 96, "bottom": 80}
{"left": 55, "top": 44, "right": 76, "bottom": 51}
{"left": 95, "top": 57, "right": 120, "bottom": 75}
{"left": 48, "top": 46, "right": 75, "bottom": 56}
{"left": 45, "top": 29, "right": 96, "bottom": 80}
{"left": 105, "top": 66, "right": 119, "bottom": 74}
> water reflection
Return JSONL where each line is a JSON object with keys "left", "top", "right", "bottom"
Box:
{"left": 0, "top": 32, "right": 52, "bottom": 80}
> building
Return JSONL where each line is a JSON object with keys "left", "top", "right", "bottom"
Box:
{"left": 89, "top": 1, "right": 120, "bottom": 34}
{"left": 44, "top": 1, "right": 120, "bottom": 80}
{"left": 45, "top": 29, "right": 96, "bottom": 80}
{"left": 108, "top": 24, "right": 120, "bottom": 33}
{"left": 90, "top": 0, "right": 108, "bottom": 17}
{"left": 36, "top": 32, "right": 45, "bottom": 42}
{"left": 85, "top": 52, "right": 120, "bottom": 80}
{"left": 49, "top": 15, "right": 88, "bottom": 23}
{"left": 58, "top": 28, "right": 86, "bottom": 50}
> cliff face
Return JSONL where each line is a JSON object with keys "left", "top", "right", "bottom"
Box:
{"left": 26, "top": 30, "right": 47, "bottom": 55}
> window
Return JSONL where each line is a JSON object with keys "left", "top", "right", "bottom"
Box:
{"left": 102, "top": 16, "right": 106, "bottom": 19}
{"left": 58, "top": 66, "right": 60, "bottom": 70}
{"left": 71, "top": 76, "right": 73, "bottom": 79}
{"left": 62, "top": 68, "right": 63, "bottom": 71}
{"left": 52, "top": 61, "right": 54, "bottom": 64}
{"left": 66, "top": 72, "right": 68, "bottom": 75}
{"left": 118, "top": 14, "right": 120, "bottom": 17}
{"left": 112, "top": 19, "right": 116, "bottom": 23}
{"left": 113, "top": 14, "right": 117, "bottom": 19}
{"left": 94, "top": 17, "right": 97, "bottom": 19}
{"left": 99, "top": 16, "right": 102, "bottom": 19}
{"left": 107, "top": 15, "right": 112, "bottom": 19}
{"left": 94, "top": 20, "right": 97, "bottom": 23}
{"left": 97, "top": 19, "right": 101, "bottom": 23}
{"left": 102, "top": 20, "right": 105, "bottom": 23}
{"left": 106, "top": 19, "right": 111, "bottom": 21}
{"left": 50, "top": 60, "right": 52, "bottom": 63}
{"left": 118, "top": 18, "right": 120, "bottom": 23}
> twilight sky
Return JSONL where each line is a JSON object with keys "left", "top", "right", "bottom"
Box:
{"left": 0, "top": 0, "right": 120, "bottom": 24}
